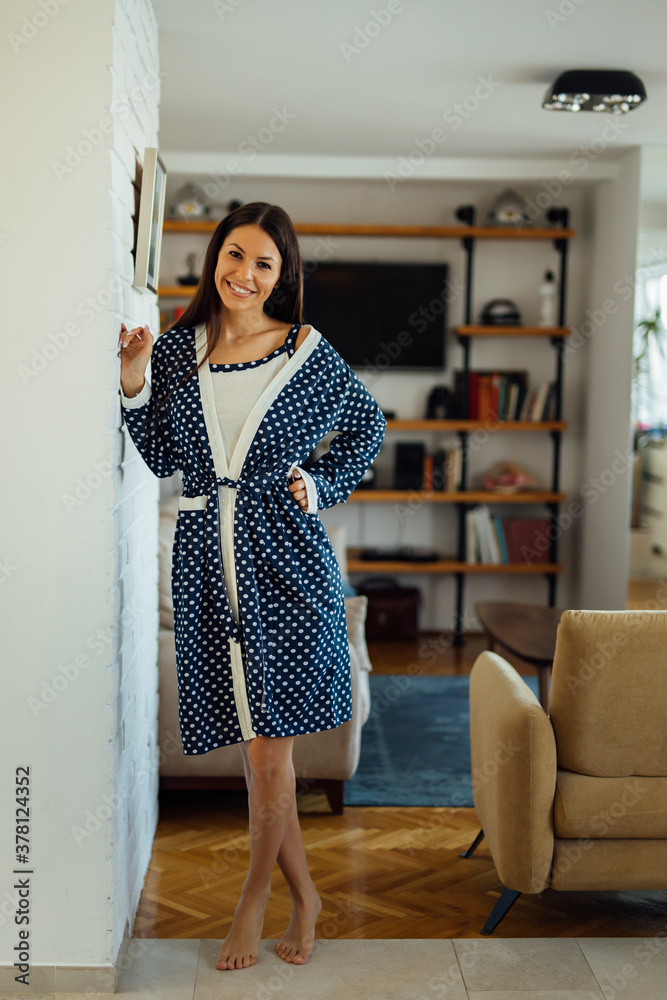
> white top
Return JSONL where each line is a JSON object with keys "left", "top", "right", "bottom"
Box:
{"left": 209, "top": 348, "right": 319, "bottom": 514}
{"left": 210, "top": 350, "right": 288, "bottom": 465}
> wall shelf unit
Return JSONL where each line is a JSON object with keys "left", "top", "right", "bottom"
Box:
{"left": 339, "top": 204, "right": 573, "bottom": 643}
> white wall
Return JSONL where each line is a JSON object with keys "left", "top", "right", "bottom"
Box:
{"left": 109, "top": 0, "right": 162, "bottom": 962}
{"left": 0, "top": 0, "right": 160, "bottom": 979}
{"left": 579, "top": 148, "right": 641, "bottom": 609}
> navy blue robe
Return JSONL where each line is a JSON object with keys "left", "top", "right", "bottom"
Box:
{"left": 120, "top": 323, "right": 386, "bottom": 753}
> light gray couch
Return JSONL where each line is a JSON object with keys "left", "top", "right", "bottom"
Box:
{"left": 156, "top": 494, "right": 373, "bottom": 813}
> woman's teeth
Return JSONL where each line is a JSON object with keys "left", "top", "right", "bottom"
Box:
{"left": 227, "top": 280, "right": 254, "bottom": 296}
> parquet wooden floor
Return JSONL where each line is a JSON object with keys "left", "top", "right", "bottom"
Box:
{"left": 134, "top": 627, "right": 667, "bottom": 941}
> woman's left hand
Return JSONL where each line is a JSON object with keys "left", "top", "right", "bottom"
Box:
{"left": 288, "top": 469, "right": 308, "bottom": 511}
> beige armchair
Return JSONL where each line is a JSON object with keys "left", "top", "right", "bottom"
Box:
{"left": 157, "top": 495, "right": 373, "bottom": 813}
{"left": 462, "top": 610, "right": 667, "bottom": 933}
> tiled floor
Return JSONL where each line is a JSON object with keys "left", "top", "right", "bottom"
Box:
{"left": 16, "top": 936, "right": 667, "bottom": 999}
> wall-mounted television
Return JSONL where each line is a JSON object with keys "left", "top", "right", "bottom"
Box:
{"left": 302, "top": 261, "right": 449, "bottom": 371}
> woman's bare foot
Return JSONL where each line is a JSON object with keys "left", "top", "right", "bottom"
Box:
{"left": 275, "top": 883, "right": 322, "bottom": 965}
{"left": 216, "top": 890, "right": 270, "bottom": 970}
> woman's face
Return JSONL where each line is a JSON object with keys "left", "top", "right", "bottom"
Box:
{"left": 214, "top": 224, "right": 283, "bottom": 316}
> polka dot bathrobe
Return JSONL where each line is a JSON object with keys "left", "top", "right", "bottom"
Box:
{"left": 120, "top": 323, "right": 387, "bottom": 753}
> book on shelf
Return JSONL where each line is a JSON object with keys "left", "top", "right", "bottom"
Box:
{"left": 454, "top": 370, "right": 528, "bottom": 420}
{"left": 501, "top": 517, "right": 553, "bottom": 564}
{"left": 473, "top": 505, "right": 494, "bottom": 562}
{"left": 530, "top": 381, "right": 550, "bottom": 422}
{"left": 519, "top": 387, "right": 535, "bottom": 421}
{"left": 425, "top": 444, "right": 462, "bottom": 492}
{"left": 492, "top": 513, "right": 509, "bottom": 564}
{"left": 423, "top": 452, "right": 434, "bottom": 491}
{"left": 465, "top": 507, "right": 553, "bottom": 565}
{"left": 454, "top": 370, "right": 556, "bottom": 422}
{"left": 465, "top": 509, "right": 479, "bottom": 564}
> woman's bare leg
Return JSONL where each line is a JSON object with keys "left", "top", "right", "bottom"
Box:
{"left": 238, "top": 742, "right": 322, "bottom": 964}
{"left": 216, "top": 734, "right": 296, "bottom": 971}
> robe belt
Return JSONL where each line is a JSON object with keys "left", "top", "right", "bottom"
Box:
{"left": 188, "top": 468, "right": 295, "bottom": 715}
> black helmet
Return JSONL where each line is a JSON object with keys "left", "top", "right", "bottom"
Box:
{"left": 479, "top": 298, "right": 522, "bottom": 326}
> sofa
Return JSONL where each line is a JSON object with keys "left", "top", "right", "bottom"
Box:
{"left": 156, "top": 494, "right": 373, "bottom": 813}
{"left": 462, "top": 610, "right": 667, "bottom": 933}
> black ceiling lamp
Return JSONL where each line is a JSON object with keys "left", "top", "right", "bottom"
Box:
{"left": 542, "top": 69, "right": 647, "bottom": 115}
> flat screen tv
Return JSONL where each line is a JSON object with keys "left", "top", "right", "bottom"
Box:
{"left": 302, "top": 261, "right": 449, "bottom": 371}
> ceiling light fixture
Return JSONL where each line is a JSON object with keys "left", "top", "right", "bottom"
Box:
{"left": 542, "top": 69, "right": 647, "bottom": 115}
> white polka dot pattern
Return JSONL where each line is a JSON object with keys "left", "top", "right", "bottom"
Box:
{"left": 120, "top": 324, "right": 387, "bottom": 754}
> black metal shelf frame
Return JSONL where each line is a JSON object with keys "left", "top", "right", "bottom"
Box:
{"left": 450, "top": 205, "right": 571, "bottom": 644}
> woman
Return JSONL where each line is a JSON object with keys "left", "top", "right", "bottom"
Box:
{"left": 118, "top": 202, "right": 386, "bottom": 971}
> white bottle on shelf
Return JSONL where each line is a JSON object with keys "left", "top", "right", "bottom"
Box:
{"left": 538, "top": 269, "right": 558, "bottom": 327}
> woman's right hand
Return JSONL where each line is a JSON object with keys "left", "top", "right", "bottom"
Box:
{"left": 119, "top": 323, "right": 154, "bottom": 396}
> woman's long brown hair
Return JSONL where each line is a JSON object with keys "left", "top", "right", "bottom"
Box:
{"left": 161, "top": 201, "right": 305, "bottom": 399}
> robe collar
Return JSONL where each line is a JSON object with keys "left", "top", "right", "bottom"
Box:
{"left": 194, "top": 321, "right": 321, "bottom": 479}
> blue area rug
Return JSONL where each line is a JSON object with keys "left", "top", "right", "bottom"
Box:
{"left": 345, "top": 673, "right": 540, "bottom": 807}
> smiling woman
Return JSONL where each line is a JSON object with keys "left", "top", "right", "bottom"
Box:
{"left": 117, "top": 201, "right": 387, "bottom": 972}
{"left": 172, "top": 202, "right": 306, "bottom": 366}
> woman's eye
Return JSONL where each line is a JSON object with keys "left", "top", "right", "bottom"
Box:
{"left": 258, "top": 262, "right": 271, "bottom": 269}
{"left": 229, "top": 250, "right": 241, "bottom": 258}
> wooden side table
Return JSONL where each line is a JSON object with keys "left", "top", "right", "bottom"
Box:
{"left": 475, "top": 601, "right": 564, "bottom": 711}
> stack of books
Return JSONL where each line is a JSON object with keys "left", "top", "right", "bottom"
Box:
{"left": 424, "top": 445, "right": 462, "bottom": 492}
{"left": 465, "top": 505, "right": 553, "bottom": 564}
{"left": 454, "top": 370, "right": 556, "bottom": 422}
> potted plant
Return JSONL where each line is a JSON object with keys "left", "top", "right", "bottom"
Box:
{"left": 630, "top": 306, "right": 667, "bottom": 570}
{"left": 633, "top": 306, "right": 666, "bottom": 430}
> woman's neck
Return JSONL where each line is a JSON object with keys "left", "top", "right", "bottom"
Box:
{"left": 217, "top": 306, "right": 274, "bottom": 344}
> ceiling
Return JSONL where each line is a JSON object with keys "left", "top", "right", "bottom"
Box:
{"left": 153, "top": 0, "right": 667, "bottom": 195}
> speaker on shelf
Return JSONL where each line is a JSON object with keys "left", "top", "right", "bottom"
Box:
{"left": 393, "top": 442, "right": 425, "bottom": 491}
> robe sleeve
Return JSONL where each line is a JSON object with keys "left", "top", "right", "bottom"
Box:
{"left": 305, "top": 366, "right": 387, "bottom": 511}
{"left": 119, "top": 339, "right": 181, "bottom": 479}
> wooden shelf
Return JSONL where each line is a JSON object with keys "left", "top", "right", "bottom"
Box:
{"left": 348, "top": 490, "right": 564, "bottom": 503}
{"left": 162, "top": 219, "right": 574, "bottom": 240}
{"left": 346, "top": 548, "right": 562, "bottom": 575}
{"left": 159, "top": 285, "right": 196, "bottom": 298}
{"left": 386, "top": 419, "right": 567, "bottom": 432}
{"left": 456, "top": 325, "right": 570, "bottom": 337}
{"left": 163, "top": 220, "right": 219, "bottom": 233}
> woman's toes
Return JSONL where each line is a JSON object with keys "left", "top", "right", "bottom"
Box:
{"left": 292, "top": 952, "right": 307, "bottom": 965}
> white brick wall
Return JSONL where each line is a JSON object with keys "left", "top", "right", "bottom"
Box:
{"left": 0, "top": 0, "right": 165, "bottom": 974}
{"left": 108, "top": 0, "right": 162, "bottom": 960}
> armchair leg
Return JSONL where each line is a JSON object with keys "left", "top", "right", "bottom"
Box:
{"left": 319, "top": 779, "right": 345, "bottom": 815}
{"left": 459, "top": 828, "right": 485, "bottom": 858}
{"left": 481, "top": 887, "right": 521, "bottom": 935}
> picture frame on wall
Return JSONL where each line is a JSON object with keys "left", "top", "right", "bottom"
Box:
{"left": 134, "top": 147, "right": 167, "bottom": 294}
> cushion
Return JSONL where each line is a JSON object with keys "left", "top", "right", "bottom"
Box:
{"left": 553, "top": 768, "right": 667, "bottom": 839}
{"left": 325, "top": 523, "right": 349, "bottom": 582}
{"left": 344, "top": 595, "right": 373, "bottom": 725}
{"left": 344, "top": 595, "right": 372, "bottom": 674}
{"left": 549, "top": 610, "right": 667, "bottom": 777}
{"left": 158, "top": 493, "right": 180, "bottom": 630}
